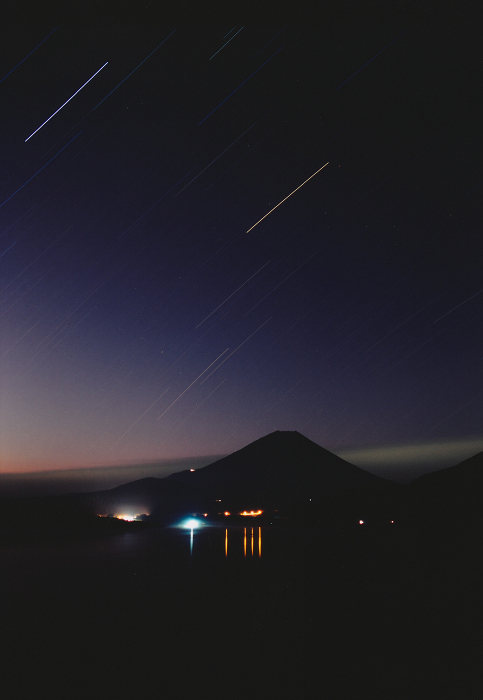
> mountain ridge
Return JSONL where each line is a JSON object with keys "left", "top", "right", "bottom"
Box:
{"left": 2, "top": 431, "right": 482, "bottom": 530}
{"left": 165, "top": 429, "right": 388, "bottom": 502}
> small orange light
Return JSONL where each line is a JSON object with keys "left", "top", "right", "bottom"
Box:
{"left": 224, "top": 511, "right": 230, "bottom": 516}
{"left": 190, "top": 469, "right": 195, "bottom": 472}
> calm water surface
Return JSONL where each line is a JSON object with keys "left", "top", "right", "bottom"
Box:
{"left": 0, "top": 523, "right": 289, "bottom": 564}
{"left": 1, "top": 523, "right": 306, "bottom": 693}
{"left": 1, "top": 522, "right": 470, "bottom": 698}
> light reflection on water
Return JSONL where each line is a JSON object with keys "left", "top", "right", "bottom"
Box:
{"left": 0, "top": 525, "right": 267, "bottom": 563}
{"left": 165, "top": 525, "right": 264, "bottom": 560}
{"left": 241, "top": 526, "right": 261, "bottom": 558}
{"left": 108, "top": 525, "right": 264, "bottom": 561}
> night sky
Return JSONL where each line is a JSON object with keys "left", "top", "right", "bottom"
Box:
{"left": 1, "top": 13, "right": 482, "bottom": 490}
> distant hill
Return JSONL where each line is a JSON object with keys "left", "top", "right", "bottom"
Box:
{"left": 409, "top": 450, "right": 483, "bottom": 492}
{"left": 78, "top": 475, "right": 205, "bottom": 520}
{"left": 405, "top": 450, "right": 483, "bottom": 531}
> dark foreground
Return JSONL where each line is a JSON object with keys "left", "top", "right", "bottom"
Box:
{"left": 1, "top": 520, "right": 481, "bottom": 699}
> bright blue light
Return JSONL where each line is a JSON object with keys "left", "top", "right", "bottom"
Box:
{"left": 182, "top": 518, "right": 202, "bottom": 529}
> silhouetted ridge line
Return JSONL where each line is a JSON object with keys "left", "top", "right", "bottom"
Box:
{"left": 164, "top": 430, "right": 393, "bottom": 511}
{"left": 405, "top": 450, "right": 483, "bottom": 531}
{"left": 0, "top": 431, "right": 407, "bottom": 529}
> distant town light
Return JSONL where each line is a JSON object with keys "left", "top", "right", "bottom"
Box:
{"left": 359, "top": 520, "right": 364, "bottom": 525}
{"left": 190, "top": 469, "right": 195, "bottom": 472}
{"left": 110, "top": 512, "right": 148, "bottom": 521}
{"left": 239, "top": 510, "right": 263, "bottom": 517}
{"left": 224, "top": 511, "right": 230, "bottom": 516}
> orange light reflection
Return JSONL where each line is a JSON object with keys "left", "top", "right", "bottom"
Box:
{"left": 239, "top": 510, "right": 263, "bottom": 516}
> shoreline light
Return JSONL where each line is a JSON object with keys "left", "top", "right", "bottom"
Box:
{"left": 182, "top": 518, "right": 202, "bottom": 529}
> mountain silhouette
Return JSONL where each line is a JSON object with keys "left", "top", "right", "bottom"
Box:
{"left": 165, "top": 430, "right": 398, "bottom": 515}
{"left": 72, "top": 430, "right": 399, "bottom": 522}
{"left": 405, "top": 450, "right": 483, "bottom": 532}
{"left": 410, "top": 449, "right": 483, "bottom": 492}
{"left": 79, "top": 475, "right": 205, "bottom": 519}
{"left": 0, "top": 431, "right": 402, "bottom": 528}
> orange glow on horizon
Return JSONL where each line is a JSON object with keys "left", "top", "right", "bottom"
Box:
{"left": 98, "top": 513, "right": 148, "bottom": 521}
{"left": 239, "top": 509, "right": 263, "bottom": 516}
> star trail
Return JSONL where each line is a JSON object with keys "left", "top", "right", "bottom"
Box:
{"left": 0, "top": 17, "right": 481, "bottom": 487}
{"left": 245, "top": 163, "right": 329, "bottom": 233}
{"left": 25, "top": 64, "right": 108, "bottom": 141}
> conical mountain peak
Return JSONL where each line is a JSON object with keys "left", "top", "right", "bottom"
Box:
{"left": 166, "top": 430, "right": 387, "bottom": 509}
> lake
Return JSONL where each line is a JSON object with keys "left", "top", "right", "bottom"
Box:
{"left": 0, "top": 523, "right": 311, "bottom": 696}
{"left": 1, "top": 521, "right": 479, "bottom": 698}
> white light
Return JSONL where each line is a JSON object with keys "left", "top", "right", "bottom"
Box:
{"left": 182, "top": 518, "right": 201, "bottom": 529}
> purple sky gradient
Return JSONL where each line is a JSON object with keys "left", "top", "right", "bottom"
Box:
{"left": 1, "top": 14, "right": 481, "bottom": 489}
